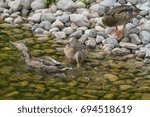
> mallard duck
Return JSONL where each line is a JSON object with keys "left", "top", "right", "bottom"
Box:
{"left": 64, "top": 38, "right": 87, "bottom": 67}
{"left": 10, "top": 41, "right": 71, "bottom": 73}
{"left": 102, "top": 5, "right": 141, "bottom": 36}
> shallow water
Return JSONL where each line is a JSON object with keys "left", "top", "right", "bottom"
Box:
{"left": 0, "top": 23, "right": 150, "bottom": 100}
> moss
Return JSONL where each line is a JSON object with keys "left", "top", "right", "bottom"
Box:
{"left": 4, "top": 91, "right": 19, "bottom": 97}
{"left": 0, "top": 66, "right": 13, "bottom": 75}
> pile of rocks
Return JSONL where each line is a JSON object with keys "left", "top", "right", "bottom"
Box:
{"left": 0, "top": 0, "right": 150, "bottom": 62}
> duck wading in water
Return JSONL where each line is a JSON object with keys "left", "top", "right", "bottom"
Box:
{"left": 102, "top": 5, "right": 141, "bottom": 37}
{"left": 10, "top": 41, "right": 71, "bottom": 73}
{"left": 64, "top": 38, "right": 87, "bottom": 68}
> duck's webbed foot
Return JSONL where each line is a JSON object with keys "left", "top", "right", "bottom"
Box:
{"left": 114, "top": 25, "right": 126, "bottom": 37}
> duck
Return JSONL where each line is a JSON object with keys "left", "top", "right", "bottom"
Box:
{"left": 10, "top": 41, "right": 71, "bottom": 73}
{"left": 102, "top": 5, "right": 141, "bottom": 36}
{"left": 64, "top": 38, "right": 87, "bottom": 67}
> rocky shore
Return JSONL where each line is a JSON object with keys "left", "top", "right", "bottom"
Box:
{"left": 0, "top": 0, "right": 150, "bottom": 62}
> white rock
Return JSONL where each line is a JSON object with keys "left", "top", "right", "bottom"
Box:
{"left": 112, "top": 47, "right": 130, "bottom": 56}
{"left": 77, "top": 27, "right": 88, "bottom": 32}
{"left": 129, "top": 33, "right": 141, "bottom": 45}
{"left": 11, "top": 12, "right": 20, "bottom": 18}
{"left": 96, "top": 35, "right": 105, "bottom": 44}
{"left": 135, "top": 47, "right": 147, "bottom": 58}
{"left": 21, "top": 9, "right": 29, "bottom": 17}
{"left": 39, "top": 21, "right": 51, "bottom": 30}
{"left": 85, "top": 29, "right": 97, "bottom": 38}
{"left": 49, "top": 3, "right": 57, "bottom": 13}
{"left": 103, "top": 37, "right": 118, "bottom": 47}
{"left": 21, "top": 0, "right": 31, "bottom": 9}
{"left": 41, "top": 13, "right": 56, "bottom": 22}
{"left": 105, "top": 27, "right": 114, "bottom": 34}
{"left": 49, "top": 28, "right": 59, "bottom": 34}
{"left": 145, "top": 48, "right": 150, "bottom": 58}
{"left": 28, "top": 13, "right": 42, "bottom": 23}
{"left": 70, "top": 14, "right": 90, "bottom": 27}
{"left": 119, "top": 42, "right": 138, "bottom": 50}
{"left": 71, "top": 23, "right": 78, "bottom": 30}
{"left": 141, "top": 20, "right": 150, "bottom": 32}
{"left": 57, "top": 0, "right": 77, "bottom": 12}
{"left": 81, "top": 11, "right": 91, "bottom": 18}
{"left": 100, "top": 0, "right": 116, "bottom": 7}
{"left": 8, "top": 0, "right": 22, "bottom": 12}
{"left": 69, "top": 30, "right": 83, "bottom": 39}
{"left": 63, "top": 27, "right": 74, "bottom": 35}
{"left": 14, "top": 16, "right": 23, "bottom": 24}
{"left": 145, "top": 43, "right": 150, "bottom": 48}
{"left": 51, "top": 19, "right": 64, "bottom": 29}
{"left": 126, "top": 0, "right": 138, "bottom": 5}
{"left": 54, "top": 10, "right": 64, "bottom": 16}
{"left": 90, "top": 4, "right": 105, "bottom": 16}
{"left": 86, "top": 38, "right": 96, "bottom": 49}
{"left": 95, "top": 17, "right": 104, "bottom": 26}
{"left": 32, "top": 23, "right": 40, "bottom": 31}
{"left": 76, "top": 1, "right": 86, "bottom": 8}
{"left": 139, "top": 30, "right": 150, "bottom": 45}
{"left": 58, "top": 14, "right": 69, "bottom": 23}
{"left": 118, "top": 0, "right": 126, "bottom": 4}
{"left": 54, "top": 31, "right": 66, "bottom": 39}
{"left": 79, "top": 34, "right": 88, "bottom": 43}
{"left": 76, "top": 8, "right": 89, "bottom": 14}
{"left": 132, "top": 18, "right": 139, "bottom": 26}
{"left": 35, "top": 27, "right": 45, "bottom": 34}
{"left": 103, "top": 44, "right": 114, "bottom": 54}
{"left": 144, "top": 58, "right": 150, "bottom": 64}
{"left": 125, "top": 23, "right": 135, "bottom": 31}
{"left": 95, "top": 25, "right": 105, "bottom": 32}
{"left": 4, "top": 17, "right": 14, "bottom": 23}
{"left": 121, "top": 37, "right": 130, "bottom": 42}
{"left": 31, "top": 0, "right": 46, "bottom": 11}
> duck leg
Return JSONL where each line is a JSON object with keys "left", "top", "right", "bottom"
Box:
{"left": 114, "top": 25, "right": 126, "bottom": 37}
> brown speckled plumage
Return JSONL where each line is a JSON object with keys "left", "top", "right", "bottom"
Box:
{"left": 102, "top": 5, "right": 141, "bottom": 27}
{"left": 64, "top": 38, "right": 87, "bottom": 66}
{"left": 102, "top": 5, "right": 141, "bottom": 36}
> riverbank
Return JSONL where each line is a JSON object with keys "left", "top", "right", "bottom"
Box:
{"left": 0, "top": 0, "right": 150, "bottom": 62}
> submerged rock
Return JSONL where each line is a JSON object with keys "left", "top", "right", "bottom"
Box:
{"left": 104, "top": 74, "right": 119, "bottom": 81}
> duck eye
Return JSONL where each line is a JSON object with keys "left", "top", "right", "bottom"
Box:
{"left": 127, "top": 9, "right": 133, "bottom": 15}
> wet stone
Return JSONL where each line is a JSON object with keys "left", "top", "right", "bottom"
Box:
{"left": 103, "top": 94, "right": 114, "bottom": 100}
{"left": 104, "top": 74, "right": 119, "bottom": 81}
{"left": 119, "top": 85, "right": 132, "bottom": 91}
{"left": 4, "top": 91, "right": 19, "bottom": 97}
{"left": 141, "top": 93, "right": 150, "bottom": 100}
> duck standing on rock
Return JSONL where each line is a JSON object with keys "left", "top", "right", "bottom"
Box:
{"left": 64, "top": 38, "right": 87, "bottom": 67}
{"left": 10, "top": 41, "right": 71, "bottom": 73}
{"left": 102, "top": 5, "right": 141, "bottom": 37}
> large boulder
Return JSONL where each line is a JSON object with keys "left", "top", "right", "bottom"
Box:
{"left": 70, "top": 14, "right": 90, "bottom": 27}
{"left": 57, "top": 0, "right": 77, "bottom": 12}
{"left": 31, "top": 0, "right": 46, "bottom": 11}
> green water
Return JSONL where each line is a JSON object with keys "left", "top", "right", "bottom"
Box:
{"left": 0, "top": 23, "right": 150, "bottom": 100}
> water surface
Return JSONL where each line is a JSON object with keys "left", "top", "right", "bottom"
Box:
{"left": 0, "top": 23, "right": 150, "bottom": 100}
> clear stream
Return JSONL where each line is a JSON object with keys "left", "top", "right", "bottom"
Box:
{"left": 0, "top": 23, "right": 150, "bottom": 100}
